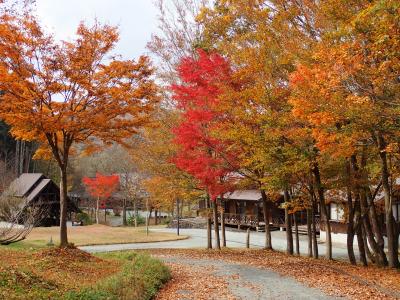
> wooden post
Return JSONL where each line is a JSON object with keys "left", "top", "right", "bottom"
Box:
{"left": 246, "top": 228, "right": 250, "bottom": 248}
{"left": 146, "top": 197, "right": 149, "bottom": 236}
{"left": 176, "top": 198, "right": 180, "bottom": 236}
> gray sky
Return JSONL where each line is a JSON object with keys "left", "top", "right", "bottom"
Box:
{"left": 35, "top": 0, "right": 160, "bottom": 59}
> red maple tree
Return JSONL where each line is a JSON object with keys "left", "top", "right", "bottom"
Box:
{"left": 171, "top": 50, "right": 237, "bottom": 200}
{"left": 82, "top": 173, "right": 120, "bottom": 224}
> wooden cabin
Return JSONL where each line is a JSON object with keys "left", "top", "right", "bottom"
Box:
{"left": 319, "top": 188, "right": 399, "bottom": 244}
{"left": 4, "top": 173, "right": 78, "bottom": 226}
{"left": 218, "top": 190, "right": 287, "bottom": 231}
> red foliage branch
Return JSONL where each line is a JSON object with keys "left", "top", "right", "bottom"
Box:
{"left": 82, "top": 173, "right": 120, "bottom": 200}
{"left": 171, "top": 50, "right": 238, "bottom": 200}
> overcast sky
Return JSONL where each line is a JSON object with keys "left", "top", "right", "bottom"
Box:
{"left": 34, "top": 0, "right": 160, "bottom": 59}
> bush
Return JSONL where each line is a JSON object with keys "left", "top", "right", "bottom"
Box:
{"left": 67, "top": 252, "right": 170, "bottom": 300}
{"left": 127, "top": 213, "right": 145, "bottom": 226}
{"left": 75, "top": 212, "right": 92, "bottom": 225}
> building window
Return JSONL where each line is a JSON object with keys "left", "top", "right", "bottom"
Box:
{"left": 330, "top": 203, "right": 345, "bottom": 221}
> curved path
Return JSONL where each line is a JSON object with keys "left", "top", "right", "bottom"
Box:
{"left": 80, "top": 228, "right": 352, "bottom": 260}
{"left": 154, "top": 254, "right": 338, "bottom": 300}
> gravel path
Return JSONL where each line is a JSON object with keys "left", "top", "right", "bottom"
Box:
{"left": 155, "top": 255, "right": 339, "bottom": 300}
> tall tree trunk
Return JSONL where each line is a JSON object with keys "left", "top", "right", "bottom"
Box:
{"left": 377, "top": 132, "right": 399, "bottom": 268}
{"left": 294, "top": 212, "right": 300, "bottom": 255}
{"left": 220, "top": 196, "right": 226, "bottom": 247}
{"left": 346, "top": 161, "right": 356, "bottom": 265}
{"left": 260, "top": 189, "right": 272, "bottom": 249}
{"left": 122, "top": 198, "right": 127, "bottom": 226}
{"left": 365, "top": 189, "right": 385, "bottom": 252}
{"left": 284, "top": 189, "right": 293, "bottom": 255}
{"left": 133, "top": 200, "right": 138, "bottom": 227}
{"left": 14, "top": 140, "right": 20, "bottom": 176}
{"left": 356, "top": 220, "right": 368, "bottom": 266}
{"left": 213, "top": 200, "right": 221, "bottom": 250}
{"left": 310, "top": 187, "right": 319, "bottom": 259}
{"left": 19, "top": 140, "right": 25, "bottom": 175}
{"left": 59, "top": 166, "right": 68, "bottom": 247}
{"left": 155, "top": 210, "right": 158, "bottom": 225}
{"left": 312, "top": 163, "right": 332, "bottom": 260}
{"left": 96, "top": 196, "right": 100, "bottom": 224}
{"left": 352, "top": 154, "right": 387, "bottom": 266}
{"left": 307, "top": 208, "right": 312, "bottom": 258}
{"left": 206, "top": 195, "right": 212, "bottom": 249}
{"left": 347, "top": 196, "right": 356, "bottom": 265}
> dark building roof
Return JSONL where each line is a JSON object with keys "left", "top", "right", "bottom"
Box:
{"left": 6, "top": 173, "right": 58, "bottom": 204}
{"left": 9, "top": 173, "right": 45, "bottom": 198}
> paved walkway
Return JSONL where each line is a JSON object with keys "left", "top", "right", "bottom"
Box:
{"left": 80, "top": 227, "right": 357, "bottom": 260}
{"left": 155, "top": 255, "right": 338, "bottom": 300}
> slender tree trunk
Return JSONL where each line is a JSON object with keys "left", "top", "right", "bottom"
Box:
{"left": 14, "top": 140, "right": 20, "bottom": 176}
{"left": 310, "top": 187, "right": 319, "bottom": 259}
{"left": 346, "top": 161, "right": 356, "bottom": 265}
{"left": 122, "top": 199, "right": 127, "bottom": 226}
{"left": 312, "top": 163, "right": 332, "bottom": 260}
{"left": 133, "top": 200, "right": 137, "bottom": 227}
{"left": 307, "top": 208, "right": 312, "bottom": 258}
{"left": 377, "top": 132, "right": 399, "bottom": 268}
{"left": 365, "top": 189, "right": 385, "bottom": 252}
{"left": 220, "top": 196, "right": 226, "bottom": 247}
{"left": 356, "top": 220, "right": 368, "bottom": 266}
{"left": 352, "top": 154, "right": 387, "bottom": 266}
{"left": 284, "top": 189, "right": 293, "bottom": 255}
{"left": 361, "top": 193, "right": 387, "bottom": 266}
{"left": 59, "top": 166, "right": 68, "bottom": 247}
{"left": 261, "top": 189, "right": 272, "bottom": 249}
{"left": 294, "top": 212, "right": 300, "bottom": 255}
{"left": 96, "top": 196, "right": 100, "bottom": 224}
{"left": 155, "top": 210, "right": 158, "bottom": 225}
{"left": 347, "top": 202, "right": 356, "bottom": 265}
{"left": 206, "top": 196, "right": 212, "bottom": 249}
{"left": 213, "top": 200, "right": 221, "bottom": 250}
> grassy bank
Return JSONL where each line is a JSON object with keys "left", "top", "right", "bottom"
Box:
{"left": 0, "top": 247, "right": 170, "bottom": 300}
{"left": 67, "top": 252, "right": 171, "bottom": 300}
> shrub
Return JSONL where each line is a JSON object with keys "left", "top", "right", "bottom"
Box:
{"left": 67, "top": 252, "right": 170, "bottom": 300}
{"left": 75, "top": 212, "right": 92, "bottom": 225}
{"left": 127, "top": 213, "right": 145, "bottom": 226}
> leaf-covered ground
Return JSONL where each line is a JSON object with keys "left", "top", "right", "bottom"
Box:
{"left": 144, "top": 248, "right": 400, "bottom": 300}
{"left": 0, "top": 247, "right": 119, "bottom": 299}
{"left": 0, "top": 247, "right": 170, "bottom": 300}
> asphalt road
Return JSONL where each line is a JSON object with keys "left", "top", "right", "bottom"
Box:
{"left": 80, "top": 227, "right": 355, "bottom": 261}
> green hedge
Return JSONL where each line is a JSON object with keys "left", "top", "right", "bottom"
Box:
{"left": 65, "top": 252, "right": 170, "bottom": 300}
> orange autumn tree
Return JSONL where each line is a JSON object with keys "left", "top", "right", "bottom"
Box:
{"left": 83, "top": 173, "right": 120, "bottom": 224}
{"left": 0, "top": 13, "right": 158, "bottom": 246}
